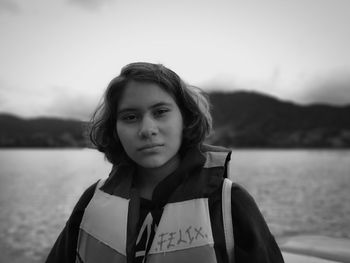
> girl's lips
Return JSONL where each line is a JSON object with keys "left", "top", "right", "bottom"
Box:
{"left": 138, "top": 143, "right": 164, "bottom": 151}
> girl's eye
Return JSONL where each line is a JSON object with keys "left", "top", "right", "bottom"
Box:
{"left": 154, "top": 108, "right": 170, "bottom": 117}
{"left": 121, "top": 114, "right": 138, "bottom": 122}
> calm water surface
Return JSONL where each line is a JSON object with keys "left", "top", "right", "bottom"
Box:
{"left": 0, "top": 149, "right": 349, "bottom": 262}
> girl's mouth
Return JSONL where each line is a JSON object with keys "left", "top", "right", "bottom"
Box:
{"left": 138, "top": 143, "right": 164, "bottom": 151}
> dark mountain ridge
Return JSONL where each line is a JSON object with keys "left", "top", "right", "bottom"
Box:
{"left": 1, "top": 91, "right": 349, "bottom": 148}
{"left": 0, "top": 114, "right": 87, "bottom": 147}
{"left": 208, "top": 91, "right": 350, "bottom": 147}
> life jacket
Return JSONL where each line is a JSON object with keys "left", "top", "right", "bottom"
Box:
{"left": 76, "top": 150, "right": 231, "bottom": 263}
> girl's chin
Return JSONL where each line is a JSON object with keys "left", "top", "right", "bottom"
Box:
{"left": 134, "top": 153, "right": 180, "bottom": 171}
{"left": 136, "top": 156, "right": 176, "bottom": 170}
{"left": 137, "top": 159, "right": 166, "bottom": 169}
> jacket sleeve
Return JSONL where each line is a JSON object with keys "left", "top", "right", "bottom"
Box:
{"left": 45, "top": 182, "right": 98, "bottom": 263}
{"left": 231, "top": 183, "right": 284, "bottom": 263}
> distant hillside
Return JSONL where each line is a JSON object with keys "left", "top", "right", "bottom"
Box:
{"left": 208, "top": 91, "right": 350, "bottom": 148}
{"left": 1, "top": 91, "right": 350, "bottom": 148}
{"left": 0, "top": 114, "right": 87, "bottom": 147}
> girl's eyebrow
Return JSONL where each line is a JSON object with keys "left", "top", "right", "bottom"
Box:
{"left": 117, "top": 102, "right": 173, "bottom": 115}
{"left": 150, "top": 102, "right": 173, "bottom": 109}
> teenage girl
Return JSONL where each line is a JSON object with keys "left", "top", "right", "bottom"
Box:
{"left": 46, "top": 62, "right": 284, "bottom": 263}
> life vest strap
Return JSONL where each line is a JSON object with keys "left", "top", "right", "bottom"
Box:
{"left": 222, "top": 178, "right": 235, "bottom": 263}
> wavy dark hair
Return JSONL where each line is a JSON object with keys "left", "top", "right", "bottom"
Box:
{"left": 89, "top": 62, "right": 212, "bottom": 165}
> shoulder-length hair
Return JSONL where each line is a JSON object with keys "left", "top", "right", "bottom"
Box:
{"left": 89, "top": 62, "right": 212, "bottom": 165}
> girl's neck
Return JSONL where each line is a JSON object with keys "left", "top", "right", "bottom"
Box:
{"left": 135, "top": 154, "right": 180, "bottom": 199}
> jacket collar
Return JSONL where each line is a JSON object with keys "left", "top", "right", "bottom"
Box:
{"left": 101, "top": 146, "right": 206, "bottom": 201}
{"left": 151, "top": 146, "right": 206, "bottom": 207}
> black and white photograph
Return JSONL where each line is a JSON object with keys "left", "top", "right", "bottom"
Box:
{"left": 0, "top": 0, "right": 350, "bottom": 262}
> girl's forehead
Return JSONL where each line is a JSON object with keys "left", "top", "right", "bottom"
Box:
{"left": 117, "top": 81, "right": 177, "bottom": 109}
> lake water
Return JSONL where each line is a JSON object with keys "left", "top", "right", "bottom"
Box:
{"left": 0, "top": 149, "right": 349, "bottom": 262}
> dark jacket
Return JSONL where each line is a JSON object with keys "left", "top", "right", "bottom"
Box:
{"left": 46, "top": 145, "right": 284, "bottom": 263}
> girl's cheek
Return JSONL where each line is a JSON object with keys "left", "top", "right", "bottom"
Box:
{"left": 118, "top": 125, "right": 136, "bottom": 139}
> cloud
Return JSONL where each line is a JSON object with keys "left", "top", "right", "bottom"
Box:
{"left": 68, "top": 0, "right": 114, "bottom": 10}
{"left": 0, "top": 0, "right": 20, "bottom": 14}
{"left": 0, "top": 83, "right": 101, "bottom": 120}
{"left": 44, "top": 86, "right": 101, "bottom": 120}
{"left": 301, "top": 72, "right": 350, "bottom": 106}
{"left": 46, "top": 94, "right": 97, "bottom": 121}
{"left": 0, "top": 86, "right": 50, "bottom": 117}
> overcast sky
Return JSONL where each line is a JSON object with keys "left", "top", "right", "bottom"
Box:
{"left": 1, "top": 0, "right": 350, "bottom": 120}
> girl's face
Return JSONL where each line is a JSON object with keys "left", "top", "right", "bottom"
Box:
{"left": 116, "top": 81, "right": 183, "bottom": 170}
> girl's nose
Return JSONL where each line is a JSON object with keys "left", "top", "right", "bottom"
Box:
{"left": 138, "top": 116, "right": 158, "bottom": 139}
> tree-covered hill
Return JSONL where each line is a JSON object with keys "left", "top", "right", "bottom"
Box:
{"left": 0, "top": 114, "right": 88, "bottom": 147}
{"left": 208, "top": 91, "right": 350, "bottom": 148}
{"left": 1, "top": 91, "right": 350, "bottom": 148}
